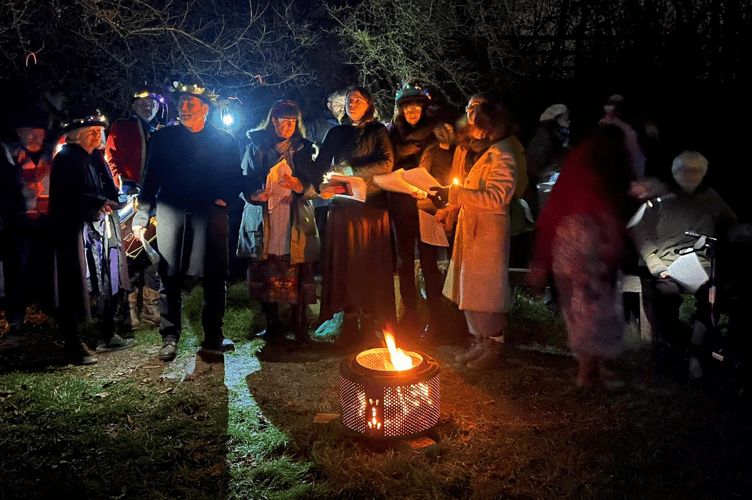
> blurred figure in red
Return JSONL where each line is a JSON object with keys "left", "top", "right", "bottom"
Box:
{"left": 530, "top": 125, "right": 636, "bottom": 388}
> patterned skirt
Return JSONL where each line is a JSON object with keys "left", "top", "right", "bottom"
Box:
{"left": 552, "top": 213, "right": 624, "bottom": 359}
{"left": 248, "top": 254, "right": 316, "bottom": 305}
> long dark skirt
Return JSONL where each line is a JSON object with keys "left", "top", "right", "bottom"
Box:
{"left": 319, "top": 199, "right": 396, "bottom": 325}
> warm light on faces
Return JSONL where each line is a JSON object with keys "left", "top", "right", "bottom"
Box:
{"left": 179, "top": 95, "right": 210, "bottom": 132}
{"left": 272, "top": 116, "right": 297, "bottom": 139}
{"left": 402, "top": 103, "right": 423, "bottom": 126}
{"left": 17, "top": 127, "right": 45, "bottom": 153}
{"left": 346, "top": 91, "right": 369, "bottom": 123}
{"left": 133, "top": 97, "right": 159, "bottom": 122}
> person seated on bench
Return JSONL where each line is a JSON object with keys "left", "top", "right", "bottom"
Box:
{"left": 631, "top": 151, "right": 737, "bottom": 378}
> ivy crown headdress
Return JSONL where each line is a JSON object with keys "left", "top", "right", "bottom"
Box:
{"left": 170, "top": 81, "right": 219, "bottom": 106}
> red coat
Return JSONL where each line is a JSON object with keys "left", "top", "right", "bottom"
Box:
{"left": 105, "top": 116, "right": 150, "bottom": 187}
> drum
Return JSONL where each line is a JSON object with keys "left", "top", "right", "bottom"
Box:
{"left": 119, "top": 196, "right": 157, "bottom": 259}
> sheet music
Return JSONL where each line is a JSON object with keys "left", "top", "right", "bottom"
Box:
{"left": 419, "top": 208, "right": 449, "bottom": 247}
{"left": 402, "top": 167, "right": 442, "bottom": 193}
{"left": 324, "top": 174, "right": 367, "bottom": 202}
{"left": 267, "top": 160, "right": 292, "bottom": 212}
{"left": 667, "top": 252, "right": 709, "bottom": 294}
{"left": 373, "top": 169, "right": 425, "bottom": 195}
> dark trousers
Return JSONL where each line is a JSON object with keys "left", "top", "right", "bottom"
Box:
{"left": 4, "top": 219, "right": 54, "bottom": 325}
{"left": 388, "top": 193, "right": 443, "bottom": 324}
{"left": 159, "top": 272, "right": 226, "bottom": 343}
{"left": 643, "top": 274, "right": 712, "bottom": 349}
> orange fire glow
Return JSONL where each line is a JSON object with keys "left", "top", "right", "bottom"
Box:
{"left": 383, "top": 330, "right": 413, "bottom": 371}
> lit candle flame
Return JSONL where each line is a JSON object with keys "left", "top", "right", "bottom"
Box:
{"left": 453, "top": 177, "right": 460, "bottom": 185}
{"left": 383, "top": 330, "right": 413, "bottom": 371}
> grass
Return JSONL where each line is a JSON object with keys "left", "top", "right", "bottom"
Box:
{"left": 1, "top": 284, "right": 751, "bottom": 499}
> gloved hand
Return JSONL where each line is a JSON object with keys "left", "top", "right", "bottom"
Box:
{"left": 428, "top": 185, "right": 450, "bottom": 209}
{"left": 645, "top": 253, "right": 669, "bottom": 278}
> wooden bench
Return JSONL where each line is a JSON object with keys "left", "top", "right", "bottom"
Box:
{"left": 508, "top": 267, "right": 653, "bottom": 341}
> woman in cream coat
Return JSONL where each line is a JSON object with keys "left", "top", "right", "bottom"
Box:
{"left": 434, "top": 97, "right": 523, "bottom": 370}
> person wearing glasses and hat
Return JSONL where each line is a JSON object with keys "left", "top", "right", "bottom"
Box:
{"left": 132, "top": 82, "right": 243, "bottom": 362}
{"left": 50, "top": 107, "right": 135, "bottom": 364}
{"left": 105, "top": 86, "right": 166, "bottom": 332}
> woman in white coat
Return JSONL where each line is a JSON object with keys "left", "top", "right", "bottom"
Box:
{"left": 433, "top": 97, "right": 522, "bottom": 370}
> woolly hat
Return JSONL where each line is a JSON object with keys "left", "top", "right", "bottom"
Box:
{"left": 539, "top": 104, "right": 568, "bottom": 122}
{"left": 395, "top": 81, "right": 430, "bottom": 107}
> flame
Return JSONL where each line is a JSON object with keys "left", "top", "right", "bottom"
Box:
{"left": 383, "top": 330, "right": 413, "bottom": 371}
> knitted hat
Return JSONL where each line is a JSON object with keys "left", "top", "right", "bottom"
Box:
{"left": 395, "top": 81, "right": 430, "bottom": 107}
{"left": 539, "top": 103, "right": 568, "bottom": 122}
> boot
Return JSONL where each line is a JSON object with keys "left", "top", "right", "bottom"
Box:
{"left": 64, "top": 340, "right": 97, "bottom": 365}
{"left": 127, "top": 290, "right": 140, "bottom": 328}
{"left": 291, "top": 303, "right": 312, "bottom": 347}
{"left": 141, "top": 287, "right": 160, "bottom": 326}
{"left": 256, "top": 302, "right": 283, "bottom": 341}
{"left": 97, "top": 333, "right": 137, "bottom": 353}
{"left": 455, "top": 336, "right": 488, "bottom": 364}
{"left": 334, "top": 313, "right": 363, "bottom": 352}
{"left": 466, "top": 336, "right": 504, "bottom": 370}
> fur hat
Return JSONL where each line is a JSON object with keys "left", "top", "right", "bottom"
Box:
{"left": 539, "top": 104, "right": 568, "bottom": 122}
{"left": 395, "top": 81, "right": 430, "bottom": 107}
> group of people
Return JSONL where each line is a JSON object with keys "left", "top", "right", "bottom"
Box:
{"left": 0, "top": 82, "right": 740, "bottom": 387}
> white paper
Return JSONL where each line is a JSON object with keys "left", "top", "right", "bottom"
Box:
{"left": 373, "top": 169, "right": 425, "bottom": 196}
{"left": 267, "top": 160, "right": 292, "bottom": 212}
{"left": 322, "top": 174, "right": 367, "bottom": 202}
{"left": 667, "top": 252, "right": 709, "bottom": 294}
{"left": 402, "top": 167, "right": 442, "bottom": 193}
{"left": 419, "top": 209, "right": 449, "bottom": 247}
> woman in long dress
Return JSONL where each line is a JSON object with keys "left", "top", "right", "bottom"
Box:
{"left": 241, "top": 101, "right": 320, "bottom": 347}
{"left": 314, "top": 86, "right": 395, "bottom": 349}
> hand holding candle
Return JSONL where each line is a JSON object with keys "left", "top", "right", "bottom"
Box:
{"left": 428, "top": 184, "right": 451, "bottom": 208}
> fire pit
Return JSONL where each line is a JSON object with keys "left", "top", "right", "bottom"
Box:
{"left": 339, "top": 334, "right": 440, "bottom": 439}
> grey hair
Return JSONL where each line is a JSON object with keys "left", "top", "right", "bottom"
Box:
{"left": 671, "top": 150, "right": 708, "bottom": 176}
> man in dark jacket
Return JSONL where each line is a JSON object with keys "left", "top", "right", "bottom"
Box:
{"left": 132, "top": 84, "right": 243, "bottom": 362}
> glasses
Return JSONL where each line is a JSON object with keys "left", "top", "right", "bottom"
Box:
{"left": 403, "top": 104, "right": 422, "bottom": 112}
